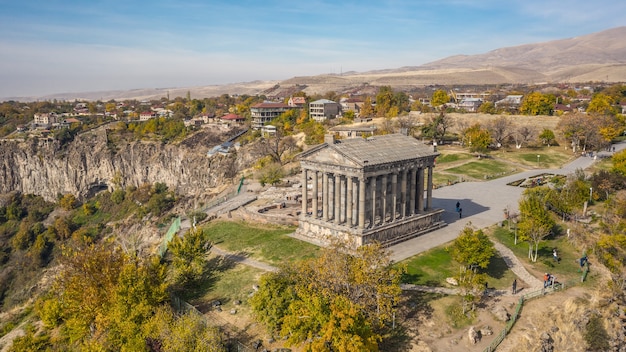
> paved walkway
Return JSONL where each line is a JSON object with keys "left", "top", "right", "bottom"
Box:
{"left": 389, "top": 142, "right": 625, "bottom": 261}
{"left": 388, "top": 141, "right": 626, "bottom": 291}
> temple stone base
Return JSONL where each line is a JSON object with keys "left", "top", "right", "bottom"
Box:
{"left": 296, "top": 209, "right": 446, "bottom": 248}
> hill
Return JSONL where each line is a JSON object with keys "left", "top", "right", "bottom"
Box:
{"left": 5, "top": 27, "right": 626, "bottom": 102}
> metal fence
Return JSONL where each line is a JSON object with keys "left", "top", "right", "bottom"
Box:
{"left": 156, "top": 216, "right": 181, "bottom": 257}
{"left": 481, "top": 281, "right": 568, "bottom": 352}
{"left": 171, "top": 295, "right": 255, "bottom": 352}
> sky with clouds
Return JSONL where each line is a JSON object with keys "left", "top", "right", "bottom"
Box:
{"left": 1, "top": 0, "right": 625, "bottom": 98}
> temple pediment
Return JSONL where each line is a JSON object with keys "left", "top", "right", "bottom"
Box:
{"left": 301, "top": 145, "right": 361, "bottom": 168}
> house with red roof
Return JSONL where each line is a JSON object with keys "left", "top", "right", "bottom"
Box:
{"left": 220, "top": 113, "right": 245, "bottom": 125}
{"left": 288, "top": 96, "right": 306, "bottom": 108}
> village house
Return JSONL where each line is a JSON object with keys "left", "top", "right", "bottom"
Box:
{"left": 495, "top": 95, "right": 523, "bottom": 111}
{"left": 250, "top": 102, "right": 294, "bottom": 130}
{"left": 219, "top": 113, "right": 246, "bottom": 125}
{"left": 288, "top": 96, "right": 306, "bottom": 108}
{"left": 458, "top": 98, "right": 483, "bottom": 112}
{"left": 33, "top": 113, "right": 58, "bottom": 128}
{"left": 328, "top": 124, "right": 377, "bottom": 138}
{"left": 309, "top": 99, "right": 341, "bottom": 122}
{"left": 340, "top": 97, "right": 365, "bottom": 116}
{"left": 139, "top": 111, "right": 157, "bottom": 121}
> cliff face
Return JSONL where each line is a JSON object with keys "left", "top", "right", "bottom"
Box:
{"left": 0, "top": 126, "right": 248, "bottom": 202}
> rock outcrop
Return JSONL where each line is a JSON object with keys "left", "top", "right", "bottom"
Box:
{"left": 0, "top": 126, "right": 251, "bottom": 201}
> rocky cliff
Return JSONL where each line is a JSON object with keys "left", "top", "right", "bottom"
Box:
{"left": 0, "top": 125, "right": 250, "bottom": 202}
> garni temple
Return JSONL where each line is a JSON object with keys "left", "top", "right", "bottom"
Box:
{"left": 297, "top": 133, "right": 446, "bottom": 247}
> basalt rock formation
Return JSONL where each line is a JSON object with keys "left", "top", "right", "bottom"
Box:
{"left": 0, "top": 125, "right": 251, "bottom": 202}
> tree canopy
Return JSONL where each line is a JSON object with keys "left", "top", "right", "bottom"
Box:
{"left": 250, "top": 241, "right": 402, "bottom": 351}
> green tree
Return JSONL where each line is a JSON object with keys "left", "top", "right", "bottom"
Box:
{"left": 539, "top": 128, "right": 556, "bottom": 146}
{"left": 587, "top": 92, "right": 615, "bottom": 115}
{"left": 463, "top": 124, "right": 491, "bottom": 153}
{"left": 143, "top": 306, "right": 227, "bottom": 352}
{"left": 431, "top": 90, "right": 450, "bottom": 107}
{"left": 257, "top": 162, "right": 285, "bottom": 186}
{"left": 251, "top": 242, "right": 400, "bottom": 351}
{"left": 613, "top": 149, "right": 626, "bottom": 175}
{"left": 106, "top": 256, "right": 169, "bottom": 350}
{"left": 520, "top": 92, "right": 555, "bottom": 116}
{"left": 449, "top": 226, "right": 495, "bottom": 270}
{"left": 449, "top": 226, "right": 495, "bottom": 312}
{"left": 518, "top": 188, "right": 555, "bottom": 262}
{"left": 477, "top": 101, "right": 496, "bottom": 114}
{"left": 375, "top": 86, "right": 394, "bottom": 117}
{"left": 168, "top": 227, "right": 212, "bottom": 287}
{"left": 360, "top": 97, "right": 374, "bottom": 118}
{"left": 421, "top": 110, "right": 452, "bottom": 143}
{"left": 59, "top": 193, "right": 78, "bottom": 211}
{"left": 249, "top": 271, "right": 298, "bottom": 332}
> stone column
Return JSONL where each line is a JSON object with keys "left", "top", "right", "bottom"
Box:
{"left": 346, "top": 176, "right": 353, "bottom": 226}
{"left": 427, "top": 166, "right": 433, "bottom": 210}
{"left": 409, "top": 168, "right": 417, "bottom": 215}
{"left": 371, "top": 176, "right": 377, "bottom": 227}
{"left": 312, "top": 171, "right": 318, "bottom": 218}
{"left": 322, "top": 172, "right": 329, "bottom": 221}
{"left": 358, "top": 177, "right": 366, "bottom": 228}
{"left": 417, "top": 167, "right": 425, "bottom": 213}
{"left": 381, "top": 174, "right": 388, "bottom": 223}
{"left": 301, "top": 168, "right": 308, "bottom": 216}
{"left": 391, "top": 173, "right": 397, "bottom": 221}
{"left": 335, "top": 174, "right": 341, "bottom": 223}
{"left": 401, "top": 169, "right": 407, "bottom": 218}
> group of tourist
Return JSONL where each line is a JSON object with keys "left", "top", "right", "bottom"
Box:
{"left": 543, "top": 272, "right": 556, "bottom": 288}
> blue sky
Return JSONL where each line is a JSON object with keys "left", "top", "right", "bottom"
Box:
{"left": 1, "top": 0, "right": 625, "bottom": 98}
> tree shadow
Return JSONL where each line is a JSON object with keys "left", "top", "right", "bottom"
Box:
{"left": 381, "top": 291, "right": 440, "bottom": 351}
{"left": 482, "top": 252, "right": 509, "bottom": 280}
{"left": 173, "top": 250, "right": 250, "bottom": 302}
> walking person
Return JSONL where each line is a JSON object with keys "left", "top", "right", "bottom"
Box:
{"left": 455, "top": 201, "right": 460, "bottom": 213}
{"left": 512, "top": 279, "right": 517, "bottom": 295}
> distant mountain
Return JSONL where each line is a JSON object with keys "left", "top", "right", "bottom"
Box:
{"left": 5, "top": 27, "right": 626, "bottom": 102}
{"left": 419, "top": 26, "right": 626, "bottom": 72}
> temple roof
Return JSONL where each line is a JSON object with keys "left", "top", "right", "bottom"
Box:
{"left": 300, "top": 134, "right": 438, "bottom": 167}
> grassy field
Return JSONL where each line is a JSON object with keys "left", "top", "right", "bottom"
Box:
{"left": 202, "top": 220, "right": 320, "bottom": 265}
{"left": 442, "top": 159, "right": 514, "bottom": 180}
{"left": 398, "top": 230, "right": 518, "bottom": 291}
{"left": 491, "top": 225, "right": 599, "bottom": 287}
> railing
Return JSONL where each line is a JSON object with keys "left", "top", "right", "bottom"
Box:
{"left": 156, "top": 216, "right": 181, "bottom": 257}
{"left": 171, "top": 295, "right": 255, "bottom": 352}
{"left": 482, "top": 281, "right": 568, "bottom": 352}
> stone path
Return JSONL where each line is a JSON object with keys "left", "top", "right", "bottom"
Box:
{"left": 492, "top": 241, "right": 543, "bottom": 289}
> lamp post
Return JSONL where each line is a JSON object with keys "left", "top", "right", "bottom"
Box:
{"left": 589, "top": 187, "right": 593, "bottom": 201}
{"left": 537, "top": 154, "right": 540, "bottom": 168}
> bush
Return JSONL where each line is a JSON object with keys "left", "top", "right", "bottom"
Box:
{"left": 584, "top": 314, "right": 610, "bottom": 351}
{"left": 110, "top": 189, "right": 125, "bottom": 204}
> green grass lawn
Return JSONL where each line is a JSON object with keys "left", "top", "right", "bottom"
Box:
{"left": 398, "top": 236, "right": 518, "bottom": 291}
{"left": 202, "top": 220, "right": 320, "bottom": 265}
{"left": 183, "top": 258, "right": 265, "bottom": 315}
{"left": 435, "top": 152, "right": 473, "bottom": 164}
{"left": 443, "top": 160, "right": 514, "bottom": 180}
{"left": 491, "top": 225, "right": 598, "bottom": 287}
{"left": 493, "top": 147, "right": 573, "bottom": 169}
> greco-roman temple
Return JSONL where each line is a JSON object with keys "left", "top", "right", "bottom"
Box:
{"left": 297, "top": 133, "right": 446, "bottom": 247}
